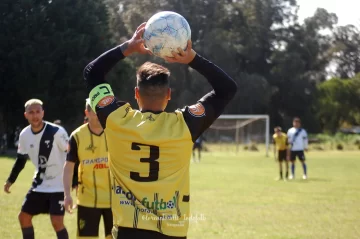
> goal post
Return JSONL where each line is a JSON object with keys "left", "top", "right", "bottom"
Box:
{"left": 205, "top": 115, "right": 270, "bottom": 156}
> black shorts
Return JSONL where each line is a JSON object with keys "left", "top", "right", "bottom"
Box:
{"left": 77, "top": 205, "right": 113, "bottom": 237}
{"left": 112, "top": 227, "right": 186, "bottom": 239}
{"left": 290, "top": 150, "right": 306, "bottom": 161}
{"left": 21, "top": 190, "right": 65, "bottom": 216}
{"left": 193, "top": 143, "right": 202, "bottom": 150}
{"left": 278, "top": 150, "right": 287, "bottom": 161}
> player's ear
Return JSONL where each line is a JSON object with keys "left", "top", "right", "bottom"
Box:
{"left": 167, "top": 88, "right": 171, "bottom": 100}
{"left": 134, "top": 87, "right": 140, "bottom": 100}
{"left": 24, "top": 112, "right": 27, "bottom": 119}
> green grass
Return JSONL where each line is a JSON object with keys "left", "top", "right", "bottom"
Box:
{"left": 1, "top": 151, "right": 360, "bottom": 239}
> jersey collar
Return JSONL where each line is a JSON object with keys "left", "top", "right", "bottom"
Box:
{"left": 87, "top": 124, "right": 104, "bottom": 136}
{"left": 140, "top": 110, "right": 164, "bottom": 114}
{"left": 31, "top": 121, "right": 46, "bottom": 135}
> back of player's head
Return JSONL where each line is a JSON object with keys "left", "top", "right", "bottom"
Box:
{"left": 136, "top": 62, "right": 170, "bottom": 99}
{"left": 85, "top": 98, "right": 92, "bottom": 112}
{"left": 24, "top": 99, "right": 43, "bottom": 111}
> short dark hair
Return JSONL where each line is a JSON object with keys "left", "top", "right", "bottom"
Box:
{"left": 136, "top": 62, "right": 170, "bottom": 99}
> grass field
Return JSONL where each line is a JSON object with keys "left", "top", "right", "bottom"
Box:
{"left": 1, "top": 151, "right": 360, "bottom": 239}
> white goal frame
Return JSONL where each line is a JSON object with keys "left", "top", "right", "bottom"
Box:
{"left": 215, "top": 115, "right": 270, "bottom": 157}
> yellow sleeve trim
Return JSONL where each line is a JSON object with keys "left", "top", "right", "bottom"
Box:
{"left": 89, "top": 83, "right": 114, "bottom": 113}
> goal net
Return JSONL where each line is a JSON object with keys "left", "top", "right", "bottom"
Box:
{"left": 204, "top": 115, "right": 270, "bottom": 156}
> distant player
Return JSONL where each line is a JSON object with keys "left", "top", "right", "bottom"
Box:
{"left": 83, "top": 22, "right": 237, "bottom": 238}
{"left": 1, "top": 132, "right": 7, "bottom": 154}
{"left": 287, "top": 117, "right": 308, "bottom": 180}
{"left": 14, "top": 126, "right": 21, "bottom": 148}
{"left": 54, "top": 119, "right": 62, "bottom": 126}
{"left": 3, "top": 99, "right": 69, "bottom": 239}
{"left": 63, "top": 99, "right": 112, "bottom": 239}
{"left": 272, "top": 127, "right": 289, "bottom": 181}
{"left": 193, "top": 134, "right": 205, "bottom": 162}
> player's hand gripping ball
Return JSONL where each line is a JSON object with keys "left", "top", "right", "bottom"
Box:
{"left": 143, "top": 11, "right": 191, "bottom": 58}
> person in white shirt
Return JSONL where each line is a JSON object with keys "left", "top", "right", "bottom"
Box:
{"left": 287, "top": 117, "right": 308, "bottom": 180}
{"left": 3, "top": 99, "right": 69, "bottom": 239}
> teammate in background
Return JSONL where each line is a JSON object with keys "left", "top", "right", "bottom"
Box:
{"left": 272, "top": 127, "right": 289, "bottom": 181}
{"left": 54, "top": 119, "right": 62, "bottom": 126}
{"left": 193, "top": 134, "right": 205, "bottom": 162}
{"left": 14, "top": 126, "right": 21, "bottom": 148}
{"left": 287, "top": 117, "right": 308, "bottom": 180}
{"left": 63, "top": 99, "right": 112, "bottom": 239}
{"left": 3, "top": 99, "right": 69, "bottom": 239}
{"left": 83, "top": 23, "right": 237, "bottom": 238}
{"left": 1, "top": 132, "right": 7, "bottom": 154}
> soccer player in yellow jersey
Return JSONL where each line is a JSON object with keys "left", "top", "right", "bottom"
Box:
{"left": 63, "top": 99, "right": 112, "bottom": 239}
{"left": 273, "top": 126, "right": 290, "bottom": 181}
{"left": 83, "top": 23, "right": 237, "bottom": 239}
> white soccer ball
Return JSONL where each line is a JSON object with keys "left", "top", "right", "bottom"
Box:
{"left": 143, "top": 11, "right": 191, "bottom": 58}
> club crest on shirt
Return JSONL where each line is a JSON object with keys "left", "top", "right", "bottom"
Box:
{"left": 188, "top": 103, "right": 205, "bottom": 117}
{"left": 97, "top": 96, "right": 115, "bottom": 108}
{"left": 45, "top": 140, "right": 50, "bottom": 148}
{"left": 85, "top": 144, "right": 96, "bottom": 153}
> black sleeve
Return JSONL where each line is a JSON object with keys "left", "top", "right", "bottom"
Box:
{"left": 83, "top": 45, "right": 125, "bottom": 92}
{"left": 83, "top": 44, "right": 128, "bottom": 128}
{"left": 182, "top": 54, "right": 238, "bottom": 142}
{"left": 96, "top": 100, "right": 127, "bottom": 129}
{"left": 72, "top": 162, "right": 79, "bottom": 188}
{"left": 7, "top": 154, "right": 28, "bottom": 183}
{"left": 67, "top": 135, "right": 80, "bottom": 187}
{"left": 66, "top": 135, "right": 79, "bottom": 163}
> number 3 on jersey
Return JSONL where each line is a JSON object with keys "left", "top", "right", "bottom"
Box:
{"left": 130, "top": 143, "right": 159, "bottom": 182}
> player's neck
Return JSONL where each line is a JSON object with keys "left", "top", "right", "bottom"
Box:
{"left": 31, "top": 121, "right": 45, "bottom": 133}
{"left": 88, "top": 123, "right": 103, "bottom": 135}
{"left": 140, "top": 104, "right": 165, "bottom": 112}
{"left": 141, "top": 108, "right": 164, "bottom": 113}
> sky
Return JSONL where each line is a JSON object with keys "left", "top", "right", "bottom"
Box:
{"left": 297, "top": 0, "right": 360, "bottom": 26}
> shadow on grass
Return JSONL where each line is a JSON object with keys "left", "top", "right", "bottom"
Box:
{"left": 288, "top": 177, "right": 331, "bottom": 183}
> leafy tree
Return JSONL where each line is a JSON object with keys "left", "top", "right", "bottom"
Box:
{"left": 316, "top": 74, "right": 360, "bottom": 132}
{"left": 0, "top": 0, "right": 132, "bottom": 132}
{"left": 332, "top": 25, "right": 360, "bottom": 79}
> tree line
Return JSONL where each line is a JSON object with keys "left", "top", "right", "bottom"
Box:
{"left": 1, "top": 0, "right": 359, "bottom": 135}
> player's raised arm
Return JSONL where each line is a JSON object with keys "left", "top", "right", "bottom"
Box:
{"left": 165, "top": 40, "right": 238, "bottom": 140}
{"left": 85, "top": 22, "right": 151, "bottom": 128}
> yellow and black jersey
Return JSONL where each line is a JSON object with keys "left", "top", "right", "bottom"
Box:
{"left": 273, "top": 133, "right": 288, "bottom": 151}
{"left": 66, "top": 124, "right": 111, "bottom": 208}
{"left": 83, "top": 45, "right": 237, "bottom": 237}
